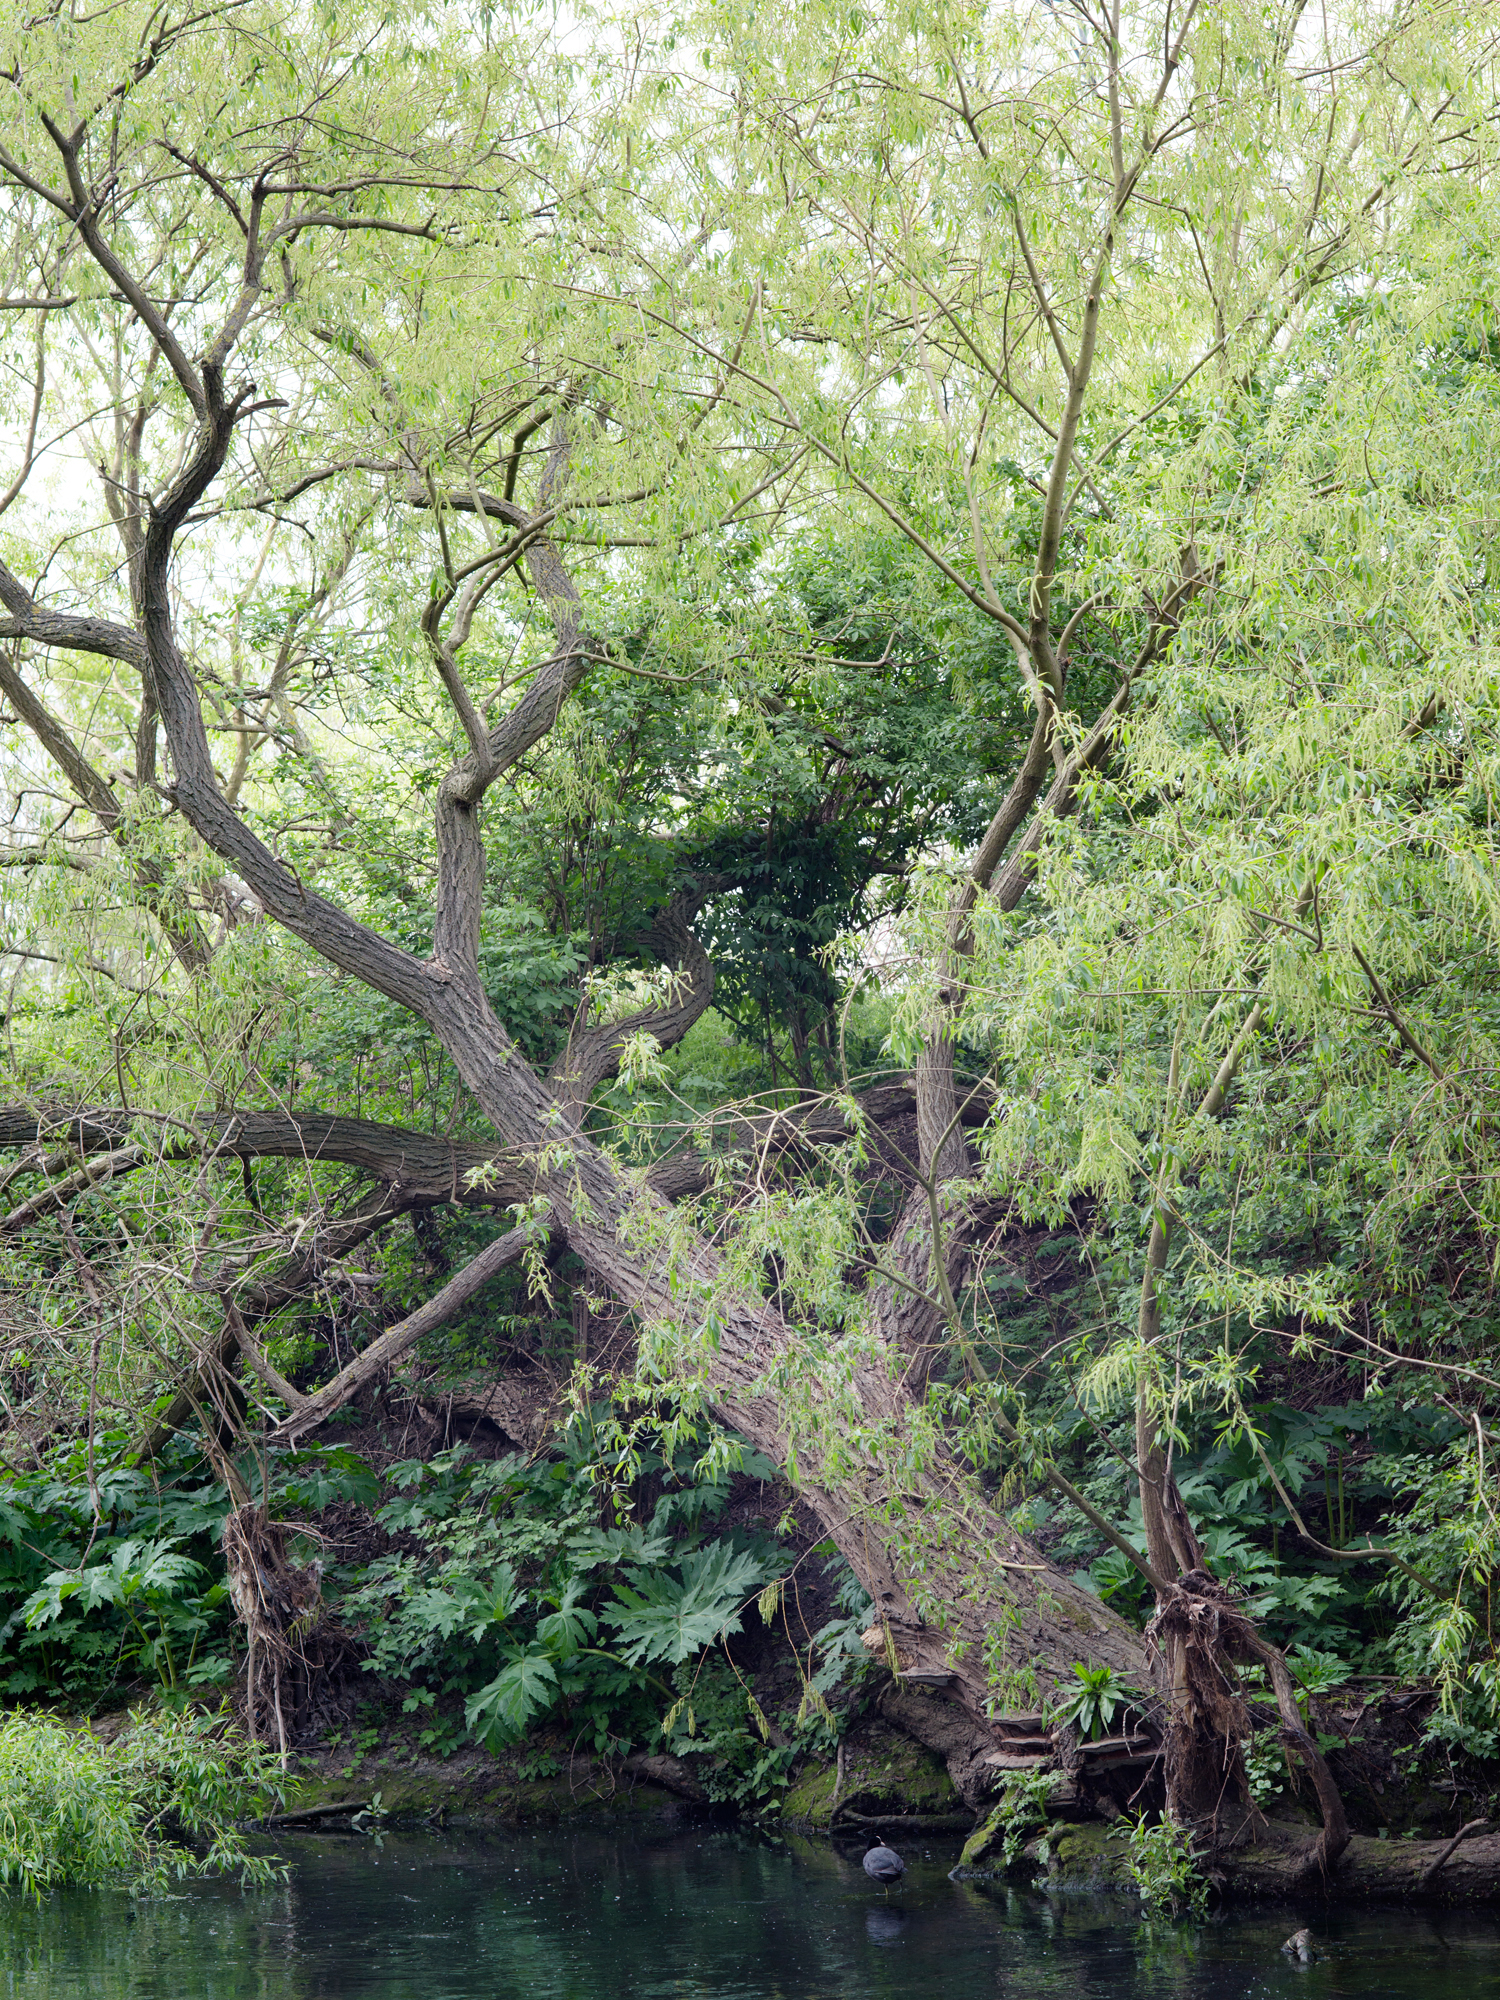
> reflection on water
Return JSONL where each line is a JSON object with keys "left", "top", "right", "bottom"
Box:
{"left": 4, "top": 1824, "right": 1499, "bottom": 1999}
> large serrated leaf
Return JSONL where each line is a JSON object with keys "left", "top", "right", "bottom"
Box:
{"left": 599, "top": 1540, "right": 773, "bottom": 1665}
{"left": 465, "top": 1652, "right": 558, "bottom": 1746}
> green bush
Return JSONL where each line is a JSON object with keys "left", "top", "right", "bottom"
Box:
{"left": 339, "top": 1411, "right": 792, "bottom": 1757}
{"left": 660, "top": 1657, "right": 798, "bottom": 1807}
{"left": 0, "top": 1452, "right": 236, "bottom": 1703}
{"left": 0, "top": 1705, "right": 286, "bottom": 1899}
{"left": 1122, "top": 1813, "right": 1208, "bottom": 1917}
{"left": 961, "top": 1767, "right": 1064, "bottom": 1870}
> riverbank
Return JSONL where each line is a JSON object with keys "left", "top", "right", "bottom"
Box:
{"left": 259, "top": 1681, "right": 1500, "bottom": 1907}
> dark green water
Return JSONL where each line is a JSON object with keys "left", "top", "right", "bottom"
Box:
{"left": 5, "top": 1826, "right": 1499, "bottom": 1998}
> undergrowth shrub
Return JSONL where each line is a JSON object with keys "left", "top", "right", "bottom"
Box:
{"left": 0, "top": 1447, "right": 236, "bottom": 1701}
{"left": 1122, "top": 1812, "right": 1209, "bottom": 1917}
{"left": 338, "top": 1408, "right": 797, "bottom": 1758}
{"left": 0, "top": 1705, "right": 285, "bottom": 1899}
{"left": 961, "top": 1767, "right": 1064, "bottom": 1870}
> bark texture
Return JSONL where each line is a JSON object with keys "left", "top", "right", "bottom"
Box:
{"left": 1215, "top": 1812, "right": 1500, "bottom": 1903}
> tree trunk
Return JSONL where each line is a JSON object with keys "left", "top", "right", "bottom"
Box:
{"left": 413, "top": 963, "right": 1146, "bottom": 1729}
{"left": 1214, "top": 1811, "right": 1500, "bottom": 1903}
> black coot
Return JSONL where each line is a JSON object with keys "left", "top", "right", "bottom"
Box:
{"left": 862, "top": 1839, "right": 906, "bottom": 1891}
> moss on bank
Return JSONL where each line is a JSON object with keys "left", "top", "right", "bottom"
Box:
{"left": 284, "top": 1742, "right": 704, "bottom": 1828}
{"left": 280, "top": 1710, "right": 959, "bottom": 1834}
{"left": 781, "top": 1720, "right": 956, "bottom": 1828}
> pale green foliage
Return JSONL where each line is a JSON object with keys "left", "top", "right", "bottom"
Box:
{"left": 672, "top": 0, "right": 1482, "bottom": 641}
{"left": 614, "top": 1031, "right": 671, "bottom": 1094}
{"left": 0, "top": 1706, "right": 285, "bottom": 1899}
{"left": 1123, "top": 1813, "right": 1209, "bottom": 1917}
{"left": 1, "top": 0, "right": 1500, "bottom": 1731}
{"left": 584, "top": 966, "right": 692, "bottom": 1029}
{"left": 1373, "top": 1437, "right": 1500, "bottom": 1750}
{"left": 601, "top": 0, "right": 1500, "bottom": 1594}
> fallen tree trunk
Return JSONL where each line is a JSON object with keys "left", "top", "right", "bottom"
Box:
{"left": 878, "top": 1681, "right": 1021, "bottom": 1811}
{"left": 1215, "top": 1811, "right": 1500, "bottom": 1903}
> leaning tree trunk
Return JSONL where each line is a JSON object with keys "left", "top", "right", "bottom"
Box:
{"left": 392, "top": 969, "right": 1149, "bottom": 1799}
{"left": 0, "top": 95, "right": 1177, "bottom": 1785}
{"left": 0, "top": 580, "right": 1149, "bottom": 1790}
{"left": 0, "top": 316, "right": 1152, "bottom": 1791}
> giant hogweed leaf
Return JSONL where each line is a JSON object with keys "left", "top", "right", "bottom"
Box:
{"left": 22, "top": 1539, "right": 201, "bottom": 1629}
{"left": 279, "top": 1449, "right": 380, "bottom": 1513}
{"left": 400, "top": 1563, "right": 525, "bottom": 1649}
{"left": 465, "top": 1653, "right": 558, "bottom": 1746}
{"left": 458, "top": 1562, "right": 527, "bottom": 1636}
{"left": 567, "top": 1523, "right": 675, "bottom": 1570}
{"left": 535, "top": 1580, "right": 598, "bottom": 1659}
{"left": 599, "top": 1541, "right": 773, "bottom": 1665}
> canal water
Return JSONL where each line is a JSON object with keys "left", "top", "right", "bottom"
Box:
{"left": 4, "top": 1825, "right": 1498, "bottom": 1998}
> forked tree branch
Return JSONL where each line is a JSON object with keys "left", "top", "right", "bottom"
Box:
{"left": 267, "top": 1216, "right": 541, "bottom": 1443}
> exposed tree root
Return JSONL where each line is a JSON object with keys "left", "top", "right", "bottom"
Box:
{"left": 221, "top": 1502, "right": 348, "bottom": 1766}
{"left": 1146, "top": 1570, "right": 1349, "bottom": 1888}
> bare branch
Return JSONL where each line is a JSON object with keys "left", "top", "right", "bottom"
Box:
{"left": 268, "top": 1218, "right": 540, "bottom": 1444}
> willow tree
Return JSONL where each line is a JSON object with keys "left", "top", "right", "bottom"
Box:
{"left": 636, "top": 0, "right": 1490, "bottom": 1845}
{"left": 0, "top": 0, "right": 1489, "bottom": 1841}
{"left": 933, "top": 197, "right": 1500, "bottom": 1837}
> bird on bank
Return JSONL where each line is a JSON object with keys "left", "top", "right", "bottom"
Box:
{"left": 862, "top": 1839, "right": 906, "bottom": 1894}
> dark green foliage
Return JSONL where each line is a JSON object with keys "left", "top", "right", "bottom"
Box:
{"left": 336, "top": 1409, "right": 793, "bottom": 1759}
{"left": 0, "top": 1397, "right": 838, "bottom": 1787}
{"left": 659, "top": 1657, "right": 798, "bottom": 1807}
{"left": 689, "top": 538, "right": 1120, "bottom": 1069}
{"left": 1055, "top": 1662, "right": 1136, "bottom": 1741}
{"left": 0, "top": 1449, "right": 234, "bottom": 1702}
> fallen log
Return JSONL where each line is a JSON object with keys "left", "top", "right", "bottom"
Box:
{"left": 833, "top": 1808, "right": 976, "bottom": 1834}
{"left": 1216, "top": 1812, "right": 1500, "bottom": 1902}
{"left": 263, "top": 1799, "right": 370, "bottom": 1825}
